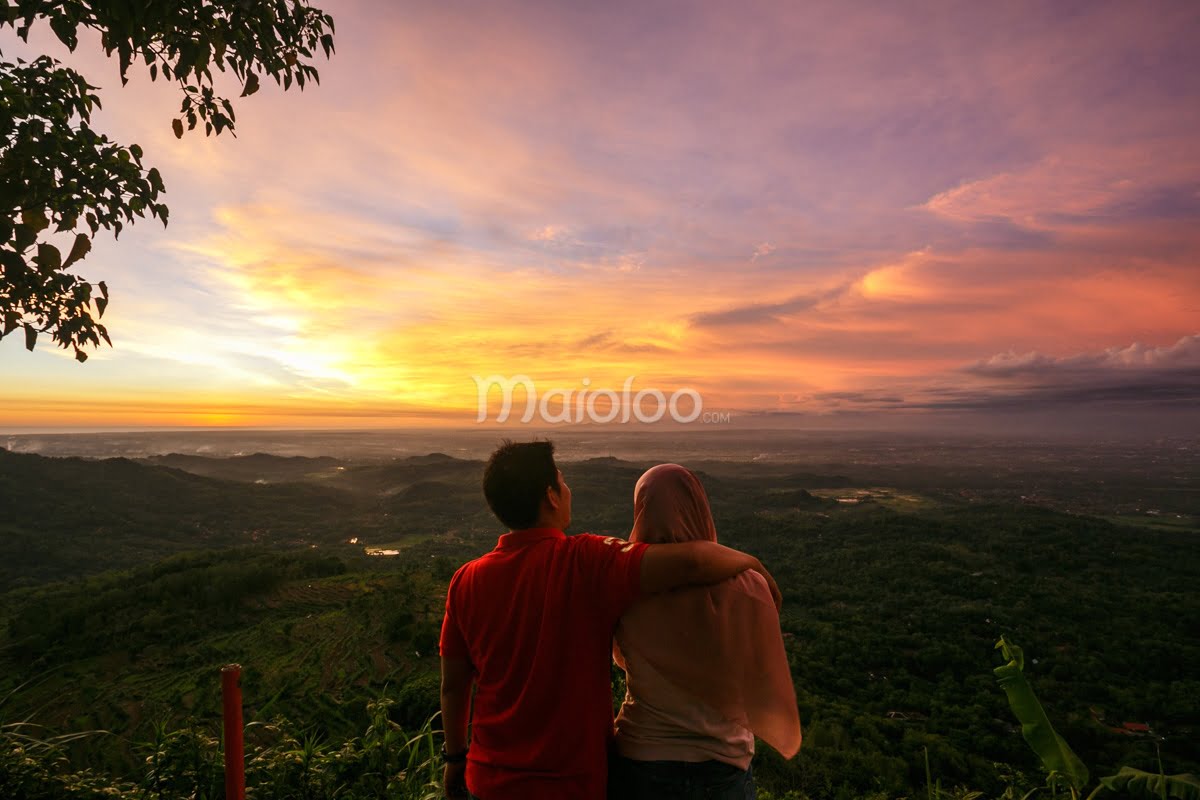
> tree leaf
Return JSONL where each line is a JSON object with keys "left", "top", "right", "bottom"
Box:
{"left": 1099, "top": 767, "right": 1200, "bottom": 800}
{"left": 21, "top": 208, "right": 49, "bottom": 233}
{"left": 95, "top": 296, "right": 109, "bottom": 318}
{"left": 49, "top": 13, "right": 78, "bottom": 51}
{"left": 74, "top": 347, "right": 89, "bottom": 362}
{"left": 35, "top": 242, "right": 63, "bottom": 272}
{"left": 994, "top": 637, "right": 1090, "bottom": 792}
{"left": 241, "top": 71, "right": 260, "bottom": 97}
{"left": 148, "top": 167, "right": 165, "bottom": 194}
{"left": 63, "top": 233, "right": 92, "bottom": 269}
{"left": 13, "top": 224, "right": 36, "bottom": 251}
{"left": 0, "top": 250, "right": 27, "bottom": 277}
{"left": 24, "top": 325, "right": 36, "bottom": 351}
{"left": 118, "top": 44, "right": 131, "bottom": 85}
{"left": 172, "top": 118, "right": 184, "bottom": 138}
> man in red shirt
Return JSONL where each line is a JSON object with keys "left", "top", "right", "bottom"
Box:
{"left": 439, "top": 440, "right": 781, "bottom": 800}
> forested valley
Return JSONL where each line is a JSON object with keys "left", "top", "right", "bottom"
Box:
{"left": 1, "top": 445, "right": 1196, "bottom": 799}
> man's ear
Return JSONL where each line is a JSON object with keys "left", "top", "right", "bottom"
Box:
{"left": 544, "top": 484, "right": 561, "bottom": 511}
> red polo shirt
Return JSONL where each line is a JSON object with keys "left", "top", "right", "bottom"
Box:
{"left": 439, "top": 528, "right": 649, "bottom": 800}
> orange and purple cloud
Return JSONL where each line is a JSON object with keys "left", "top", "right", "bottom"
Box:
{"left": 1, "top": 0, "right": 1198, "bottom": 432}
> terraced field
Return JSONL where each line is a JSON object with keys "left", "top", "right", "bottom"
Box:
{"left": 0, "top": 560, "right": 447, "bottom": 772}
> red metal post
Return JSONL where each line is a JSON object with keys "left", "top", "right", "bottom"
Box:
{"left": 221, "top": 664, "right": 246, "bottom": 800}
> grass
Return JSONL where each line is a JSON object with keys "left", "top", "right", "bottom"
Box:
{"left": 1, "top": 702, "right": 446, "bottom": 800}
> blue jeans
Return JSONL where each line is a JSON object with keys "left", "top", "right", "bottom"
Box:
{"left": 608, "top": 755, "right": 755, "bottom": 800}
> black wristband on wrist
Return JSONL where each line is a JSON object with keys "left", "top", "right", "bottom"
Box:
{"left": 441, "top": 744, "right": 468, "bottom": 764}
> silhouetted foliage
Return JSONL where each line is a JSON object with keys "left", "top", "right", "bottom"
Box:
{"left": 0, "top": 0, "right": 335, "bottom": 357}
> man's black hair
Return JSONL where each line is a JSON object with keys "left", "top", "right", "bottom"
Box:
{"left": 482, "top": 439, "right": 560, "bottom": 530}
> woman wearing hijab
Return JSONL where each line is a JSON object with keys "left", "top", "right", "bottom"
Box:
{"left": 609, "top": 464, "right": 802, "bottom": 800}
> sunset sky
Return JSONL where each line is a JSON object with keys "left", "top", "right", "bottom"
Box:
{"left": 2, "top": 0, "right": 1198, "bottom": 432}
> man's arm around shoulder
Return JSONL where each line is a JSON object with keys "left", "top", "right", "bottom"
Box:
{"left": 639, "top": 541, "right": 782, "bottom": 610}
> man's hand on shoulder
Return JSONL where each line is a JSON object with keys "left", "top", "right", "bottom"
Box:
{"left": 743, "top": 556, "right": 782, "bottom": 611}
{"left": 740, "top": 564, "right": 783, "bottom": 612}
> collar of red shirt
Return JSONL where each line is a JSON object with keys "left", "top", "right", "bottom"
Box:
{"left": 497, "top": 527, "right": 567, "bottom": 550}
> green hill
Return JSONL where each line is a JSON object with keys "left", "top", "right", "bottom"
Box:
{"left": 0, "top": 448, "right": 363, "bottom": 590}
{"left": 140, "top": 452, "right": 347, "bottom": 483}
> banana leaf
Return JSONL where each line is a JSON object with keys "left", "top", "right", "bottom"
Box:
{"left": 1099, "top": 767, "right": 1200, "bottom": 800}
{"left": 994, "top": 636, "right": 1090, "bottom": 793}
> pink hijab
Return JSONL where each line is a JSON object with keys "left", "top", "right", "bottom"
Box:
{"left": 616, "top": 463, "right": 802, "bottom": 759}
